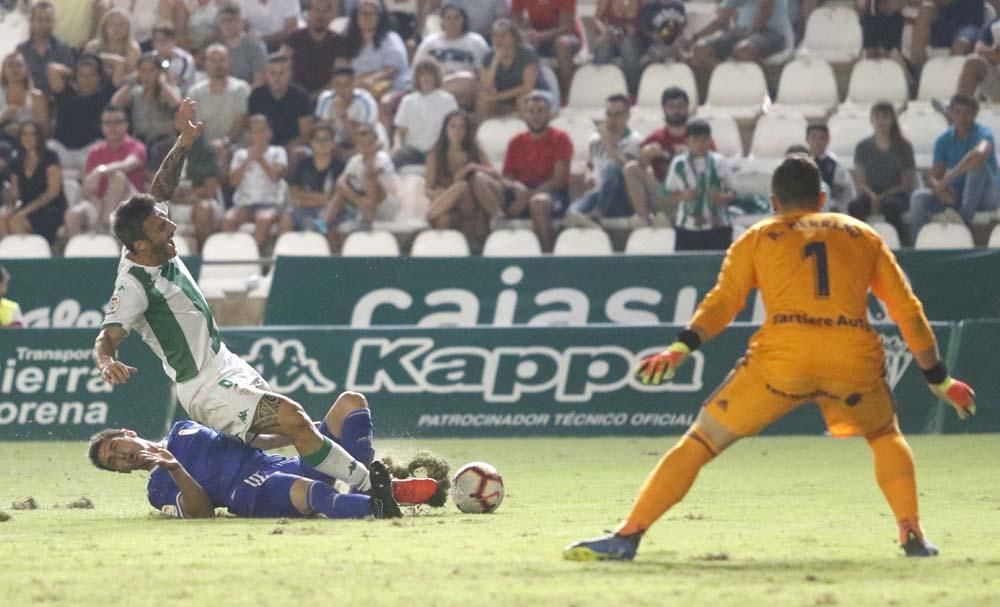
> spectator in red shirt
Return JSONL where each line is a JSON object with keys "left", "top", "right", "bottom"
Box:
{"left": 65, "top": 105, "right": 148, "bottom": 237}
{"left": 281, "top": 0, "right": 347, "bottom": 98}
{"left": 511, "top": 0, "right": 580, "bottom": 100}
{"left": 501, "top": 92, "right": 572, "bottom": 252}
{"left": 624, "top": 87, "right": 707, "bottom": 219}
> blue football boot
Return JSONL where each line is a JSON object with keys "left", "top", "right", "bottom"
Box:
{"left": 563, "top": 532, "right": 642, "bottom": 561}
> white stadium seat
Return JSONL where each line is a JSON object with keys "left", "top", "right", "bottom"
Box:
{"left": 827, "top": 112, "right": 873, "bottom": 167}
{"left": 273, "top": 231, "right": 330, "bottom": 257}
{"left": 989, "top": 223, "right": 1000, "bottom": 248}
{"left": 62, "top": 178, "right": 81, "bottom": 208}
{"left": 64, "top": 234, "right": 120, "bottom": 257}
{"left": 0, "top": 234, "right": 51, "bottom": 259}
{"left": 840, "top": 59, "right": 909, "bottom": 114}
{"left": 869, "top": 220, "right": 901, "bottom": 250}
{"left": 701, "top": 61, "right": 770, "bottom": 122}
{"left": 770, "top": 58, "right": 839, "bottom": 120}
{"left": 410, "top": 229, "right": 470, "bottom": 257}
{"left": 553, "top": 227, "right": 613, "bottom": 256}
{"left": 477, "top": 117, "right": 527, "bottom": 167}
{"left": 550, "top": 114, "right": 597, "bottom": 172}
{"left": 624, "top": 227, "right": 676, "bottom": 254}
{"left": 912, "top": 56, "right": 966, "bottom": 111}
{"left": 566, "top": 64, "right": 627, "bottom": 111}
{"left": 173, "top": 237, "right": 193, "bottom": 257}
{"left": 482, "top": 229, "right": 543, "bottom": 257}
{"left": 198, "top": 232, "right": 261, "bottom": 296}
{"left": 749, "top": 112, "right": 808, "bottom": 159}
{"left": 914, "top": 222, "right": 975, "bottom": 249}
{"left": 636, "top": 62, "right": 699, "bottom": 111}
{"left": 898, "top": 108, "right": 948, "bottom": 169}
{"left": 797, "top": 6, "right": 863, "bottom": 63}
{"left": 702, "top": 113, "right": 744, "bottom": 158}
{"left": 341, "top": 230, "right": 400, "bottom": 257}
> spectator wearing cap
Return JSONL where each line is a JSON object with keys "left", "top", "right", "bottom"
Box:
{"left": 664, "top": 120, "right": 738, "bottom": 251}
{"left": 500, "top": 92, "right": 572, "bottom": 252}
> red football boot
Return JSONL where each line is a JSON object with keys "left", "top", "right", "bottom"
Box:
{"left": 391, "top": 477, "right": 439, "bottom": 505}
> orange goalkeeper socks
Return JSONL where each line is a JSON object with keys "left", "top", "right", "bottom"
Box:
{"left": 867, "top": 429, "right": 922, "bottom": 543}
{"left": 616, "top": 431, "right": 717, "bottom": 536}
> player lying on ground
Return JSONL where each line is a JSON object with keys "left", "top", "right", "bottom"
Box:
{"left": 88, "top": 391, "right": 439, "bottom": 519}
{"left": 92, "top": 100, "right": 375, "bottom": 495}
{"left": 564, "top": 154, "right": 977, "bottom": 561}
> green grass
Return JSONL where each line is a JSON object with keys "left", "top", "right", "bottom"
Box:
{"left": 2, "top": 435, "right": 999, "bottom": 607}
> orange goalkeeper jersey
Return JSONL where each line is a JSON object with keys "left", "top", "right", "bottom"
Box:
{"left": 690, "top": 212, "right": 936, "bottom": 383}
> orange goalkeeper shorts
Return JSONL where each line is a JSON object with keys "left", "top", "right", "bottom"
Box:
{"left": 702, "top": 356, "right": 897, "bottom": 438}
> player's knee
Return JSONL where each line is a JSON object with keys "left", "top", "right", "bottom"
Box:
{"left": 333, "top": 391, "right": 369, "bottom": 414}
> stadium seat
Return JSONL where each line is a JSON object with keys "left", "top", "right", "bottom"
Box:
{"left": 912, "top": 56, "right": 965, "bottom": 111}
{"left": 173, "top": 236, "right": 193, "bottom": 257}
{"left": 701, "top": 113, "right": 744, "bottom": 157}
{"left": 62, "top": 178, "right": 81, "bottom": 208}
{"left": 769, "top": 58, "right": 839, "bottom": 120}
{"left": 898, "top": 108, "right": 948, "bottom": 169}
{"left": 628, "top": 112, "right": 664, "bottom": 141}
{"left": 482, "top": 229, "right": 543, "bottom": 257}
{"left": 749, "top": 111, "right": 808, "bottom": 159}
{"left": 553, "top": 227, "right": 613, "bottom": 256}
{"left": 636, "top": 63, "right": 699, "bottom": 112}
{"left": 539, "top": 63, "right": 562, "bottom": 110}
{"left": 840, "top": 59, "right": 909, "bottom": 114}
{"left": 827, "top": 112, "right": 873, "bottom": 168}
{"left": 914, "top": 222, "right": 975, "bottom": 249}
{"left": 728, "top": 157, "right": 781, "bottom": 197}
{"left": 198, "top": 232, "right": 262, "bottom": 296}
{"left": 551, "top": 114, "right": 597, "bottom": 171}
{"left": 273, "top": 231, "right": 330, "bottom": 257}
{"left": 796, "top": 6, "right": 863, "bottom": 63}
{"left": 64, "top": 234, "right": 120, "bottom": 257}
{"left": 700, "top": 61, "right": 769, "bottom": 121}
{"left": 869, "top": 220, "right": 901, "bottom": 250}
{"left": 989, "top": 223, "right": 1000, "bottom": 248}
{"left": 566, "top": 64, "right": 627, "bottom": 112}
{"left": 624, "top": 226, "right": 676, "bottom": 254}
{"left": 341, "top": 230, "right": 401, "bottom": 256}
{"left": 0, "top": 234, "right": 51, "bottom": 259}
{"left": 478, "top": 117, "right": 527, "bottom": 167}
{"left": 410, "top": 229, "right": 470, "bottom": 256}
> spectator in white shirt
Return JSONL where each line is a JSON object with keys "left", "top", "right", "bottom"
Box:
{"left": 412, "top": 4, "right": 489, "bottom": 108}
{"left": 328, "top": 122, "right": 400, "bottom": 250}
{"left": 151, "top": 23, "right": 196, "bottom": 93}
{"left": 392, "top": 60, "right": 458, "bottom": 168}
{"left": 223, "top": 115, "right": 289, "bottom": 249}
{"left": 315, "top": 66, "right": 380, "bottom": 159}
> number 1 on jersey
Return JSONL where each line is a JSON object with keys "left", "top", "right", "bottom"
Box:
{"left": 803, "top": 242, "right": 830, "bottom": 298}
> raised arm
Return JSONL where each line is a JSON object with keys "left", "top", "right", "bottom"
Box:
{"left": 150, "top": 98, "right": 204, "bottom": 202}
{"left": 143, "top": 447, "right": 216, "bottom": 518}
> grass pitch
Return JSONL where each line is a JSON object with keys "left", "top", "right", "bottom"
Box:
{"left": 1, "top": 435, "right": 999, "bottom": 607}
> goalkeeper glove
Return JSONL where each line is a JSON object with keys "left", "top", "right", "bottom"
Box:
{"left": 636, "top": 330, "right": 701, "bottom": 385}
{"left": 924, "top": 363, "right": 976, "bottom": 420}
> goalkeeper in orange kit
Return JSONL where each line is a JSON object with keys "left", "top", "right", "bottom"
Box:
{"left": 564, "top": 154, "right": 976, "bottom": 561}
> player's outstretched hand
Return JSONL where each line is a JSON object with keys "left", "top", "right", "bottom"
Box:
{"left": 930, "top": 376, "right": 976, "bottom": 420}
{"left": 100, "top": 361, "right": 137, "bottom": 385}
{"left": 138, "top": 446, "right": 180, "bottom": 471}
{"left": 635, "top": 342, "right": 691, "bottom": 385}
{"left": 175, "top": 98, "right": 203, "bottom": 148}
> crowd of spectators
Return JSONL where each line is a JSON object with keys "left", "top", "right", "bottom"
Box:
{"left": 0, "top": 0, "right": 998, "bottom": 255}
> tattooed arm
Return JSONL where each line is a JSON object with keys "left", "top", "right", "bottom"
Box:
{"left": 150, "top": 98, "right": 205, "bottom": 203}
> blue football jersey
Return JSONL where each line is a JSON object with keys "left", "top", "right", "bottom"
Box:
{"left": 147, "top": 420, "right": 286, "bottom": 517}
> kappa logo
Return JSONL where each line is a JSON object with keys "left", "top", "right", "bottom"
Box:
{"left": 242, "top": 338, "right": 338, "bottom": 394}
{"left": 880, "top": 334, "right": 913, "bottom": 389}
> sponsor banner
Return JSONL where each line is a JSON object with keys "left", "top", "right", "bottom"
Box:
{"left": 1, "top": 257, "right": 202, "bottom": 328}
{"left": 220, "top": 324, "right": 949, "bottom": 437}
{"left": 0, "top": 330, "right": 173, "bottom": 440}
{"left": 263, "top": 251, "right": 1000, "bottom": 327}
{"left": 942, "top": 320, "right": 1000, "bottom": 434}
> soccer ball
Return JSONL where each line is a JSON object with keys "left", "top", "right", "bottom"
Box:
{"left": 451, "top": 462, "right": 504, "bottom": 513}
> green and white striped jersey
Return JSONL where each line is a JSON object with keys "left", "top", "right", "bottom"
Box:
{"left": 102, "top": 253, "right": 221, "bottom": 383}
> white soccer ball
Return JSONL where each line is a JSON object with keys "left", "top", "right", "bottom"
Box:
{"left": 451, "top": 461, "right": 505, "bottom": 513}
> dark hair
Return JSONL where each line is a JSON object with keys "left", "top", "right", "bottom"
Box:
{"left": 950, "top": 93, "right": 979, "bottom": 113}
{"left": 785, "top": 144, "right": 810, "bottom": 155}
{"left": 17, "top": 120, "right": 48, "bottom": 158}
{"left": 152, "top": 21, "right": 176, "bottom": 39}
{"left": 806, "top": 123, "right": 828, "bottom": 137}
{"left": 772, "top": 154, "right": 822, "bottom": 207}
{"left": 311, "top": 123, "right": 335, "bottom": 140}
{"left": 218, "top": 1, "right": 241, "bottom": 17}
{"left": 431, "top": 109, "right": 480, "bottom": 187}
{"left": 413, "top": 59, "right": 443, "bottom": 89}
{"left": 112, "top": 194, "right": 157, "bottom": 252}
{"left": 30, "top": 1, "right": 53, "bottom": 17}
{"left": 75, "top": 53, "right": 104, "bottom": 76}
{"left": 103, "top": 104, "right": 127, "bottom": 118}
{"left": 607, "top": 93, "right": 630, "bottom": 107}
{"left": 441, "top": 3, "right": 470, "bottom": 34}
{"left": 870, "top": 101, "right": 911, "bottom": 166}
{"left": 344, "top": 0, "right": 392, "bottom": 58}
{"left": 332, "top": 66, "right": 356, "bottom": 79}
{"left": 88, "top": 428, "right": 128, "bottom": 472}
{"left": 661, "top": 86, "right": 689, "bottom": 106}
{"left": 491, "top": 18, "right": 523, "bottom": 46}
{"left": 267, "top": 53, "right": 290, "bottom": 65}
{"left": 686, "top": 120, "right": 711, "bottom": 137}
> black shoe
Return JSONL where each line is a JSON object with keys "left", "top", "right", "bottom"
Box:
{"left": 368, "top": 460, "right": 402, "bottom": 519}
{"left": 902, "top": 530, "right": 939, "bottom": 557}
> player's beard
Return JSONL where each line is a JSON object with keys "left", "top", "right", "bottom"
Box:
{"left": 665, "top": 113, "right": 688, "bottom": 127}
{"left": 151, "top": 240, "right": 174, "bottom": 261}
{"left": 528, "top": 123, "right": 549, "bottom": 135}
